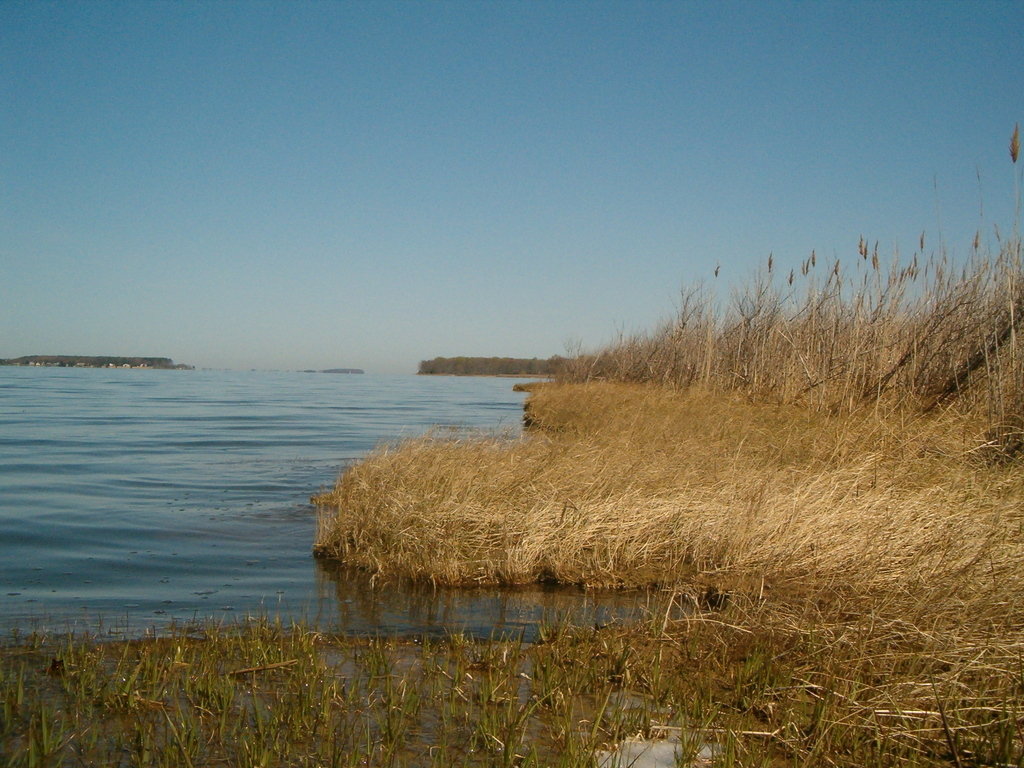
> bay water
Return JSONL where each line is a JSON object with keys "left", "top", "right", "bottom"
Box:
{"left": 1, "top": 368, "right": 656, "bottom": 638}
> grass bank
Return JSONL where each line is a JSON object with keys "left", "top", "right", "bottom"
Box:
{"left": 309, "top": 209, "right": 1024, "bottom": 762}
{"left": 310, "top": 143, "right": 1024, "bottom": 761}
{"left": 315, "top": 196, "right": 1024, "bottom": 612}
{"left": 314, "top": 382, "right": 1023, "bottom": 626}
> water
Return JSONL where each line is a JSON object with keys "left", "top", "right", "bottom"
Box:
{"left": 1, "top": 367, "right": 658, "bottom": 639}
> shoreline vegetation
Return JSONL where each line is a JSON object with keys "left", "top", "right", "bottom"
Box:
{"left": 417, "top": 356, "right": 563, "bottom": 377}
{"left": 0, "top": 355, "right": 193, "bottom": 370}
{"left": 5, "top": 137, "right": 1022, "bottom": 767}
{"left": 316, "top": 234, "right": 1024, "bottom": 599}
{"left": 308, "top": 144, "right": 1024, "bottom": 763}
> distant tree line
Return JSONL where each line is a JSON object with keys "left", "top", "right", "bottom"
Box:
{"left": 0, "top": 355, "right": 192, "bottom": 369}
{"left": 418, "top": 356, "right": 564, "bottom": 376}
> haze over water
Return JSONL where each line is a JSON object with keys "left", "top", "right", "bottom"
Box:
{"left": 2, "top": 368, "right": 651, "bottom": 638}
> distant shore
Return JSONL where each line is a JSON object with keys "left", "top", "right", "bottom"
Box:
{"left": 301, "top": 368, "right": 365, "bottom": 374}
{"left": 0, "top": 355, "right": 193, "bottom": 369}
{"left": 417, "top": 355, "right": 563, "bottom": 377}
{"left": 417, "top": 372, "right": 551, "bottom": 379}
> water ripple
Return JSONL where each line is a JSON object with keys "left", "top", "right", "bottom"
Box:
{"left": 0, "top": 369, "right": 534, "bottom": 635}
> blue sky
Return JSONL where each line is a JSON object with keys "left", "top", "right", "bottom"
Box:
{"left": 2, "top": 1, "right": 1022, "bottom": 373}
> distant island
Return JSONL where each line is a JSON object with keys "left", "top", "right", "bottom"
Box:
{"left": 0, "top": 355, "right": 194, "bottom": 370}
{"left": 418, "top": 356, "right": 563, "bottom": 377}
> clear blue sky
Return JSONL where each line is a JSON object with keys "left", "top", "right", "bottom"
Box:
{"left": 2, "top": 1, "right": 1022, "bottom": 372}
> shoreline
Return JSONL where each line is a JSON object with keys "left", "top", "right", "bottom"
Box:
{"left": 314, "top": 380, "right": 1022, "bottom": 600}
{"left": 416, "top": 372, "right": 553, "bottom": 379}
{"left": 303, "top": 376, "right": 1024, "bottom": 763}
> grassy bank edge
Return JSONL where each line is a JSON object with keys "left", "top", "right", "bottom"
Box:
{"left": 313, "top": 381, "right": 1023, "bottom": 624}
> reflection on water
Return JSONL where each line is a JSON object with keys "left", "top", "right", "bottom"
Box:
{"left": 312, "top": 560, "right": 682, "bottom": 642}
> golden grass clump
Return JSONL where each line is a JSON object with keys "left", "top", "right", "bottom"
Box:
{"left": 315, "top": 382, "right": 1024, "bottom": 629}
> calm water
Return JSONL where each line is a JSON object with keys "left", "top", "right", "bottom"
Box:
{"left": 1, "top": 368, "right": 657, "bottom": 638}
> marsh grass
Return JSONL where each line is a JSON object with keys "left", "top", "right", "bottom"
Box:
{"left": 309, "top": 202, "right": 1024, "bottom": 763}
{"left": 3, "top": 609, "right": 1022, "bottom": 767}
{"left": 314, "top": 178, "right": 1024, "bottom": 620}
{"left": 314, "top": 383, "right": 1024, "bottom": 632}
{"left": 310, "top": 381, "right": 1024, "bottom": 762}
{"left": 559, "top": 234, "right": 1024, "bottom": 451}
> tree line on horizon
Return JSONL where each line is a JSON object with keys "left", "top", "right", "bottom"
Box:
{"left": 417, "top": 356, "right": 564, "bottom": 376}
{"left": 0, "top": 355, "right": 191, "bottom": 369}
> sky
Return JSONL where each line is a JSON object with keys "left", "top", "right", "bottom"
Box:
{"left": 2, "top": 1, "right": 1022, "bottom": 373}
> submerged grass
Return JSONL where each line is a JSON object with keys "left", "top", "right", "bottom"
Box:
{"left": 3, "top": 609, "right": 1023, "bottom": 767}
{"left": 0, "top": 615, "right": 693, "bottom": 768}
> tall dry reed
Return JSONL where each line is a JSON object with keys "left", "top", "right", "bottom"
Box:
{"left": 560, "top": 237, "right": 1024, "bottom": 456}
{"left": 316, "top": 131, "right": 1024, "bottom": 619}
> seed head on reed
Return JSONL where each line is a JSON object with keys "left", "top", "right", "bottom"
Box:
{"left": 1011, "top": 122, "right": 1020, "bottom": 164}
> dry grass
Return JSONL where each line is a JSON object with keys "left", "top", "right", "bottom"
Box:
{"left": 314, "top": 382, "right": 1024, "bottom": 631}
{"left": 559, "top": 237, "right": 1024, "bottom": 457}
{"left": 314, "top": 153, "right": 1024, "bottom": 768}
{"left": 312, "top": 378, "right": 1024, "bottom": 763}
{"left": 311, "top": 385, "right": 1024, "bottom": 765}
{"left": 316, "top": 159, "right": 1024, "bottom": 600}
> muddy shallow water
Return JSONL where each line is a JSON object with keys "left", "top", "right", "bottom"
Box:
{"left": 0, "top": 367, "right": 668, "bottom": 638}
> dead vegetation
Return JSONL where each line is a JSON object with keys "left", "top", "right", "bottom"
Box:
{"left": 310, "top": 136, "right": 1024, "bottom": 766}
{"left": 560, "top": 236, "right": 1024, "bottom": 458}
{"left": 315, "top": 132, "right": 1024, "bottom": 616}
{"left": 314, "top": 381, "right": 1024, "bottom": 629}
